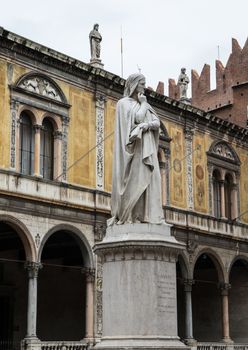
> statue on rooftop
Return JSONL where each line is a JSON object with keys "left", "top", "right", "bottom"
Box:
{"left": 178, "top": 67, "right": 189, "bottom": 99}
{"left": 108, "top": 73, "right": 164, "bottom": 226}
{"left": 89, "top": 23, "right": 102, "bottom": 60}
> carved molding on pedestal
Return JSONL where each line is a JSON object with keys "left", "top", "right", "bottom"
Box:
{"left": 98, "top": 245, "right": 180, "bottom": 263}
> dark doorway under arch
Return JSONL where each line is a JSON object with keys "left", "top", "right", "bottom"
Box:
{"left": 229, "top": 259, "right": 248, "bottom": 343}
{"left": 0, "top": 222, "right": 28, "bottom": 349}
{"left": 38, "top": 230, "right": 86, "bottom": 341}
{"left": 192, "top": 254, "right": 222, "bottom": 341}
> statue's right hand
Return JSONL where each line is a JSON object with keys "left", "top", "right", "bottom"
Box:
{"left": 139, "top": 122, "right": 149, "bottom": 132}
{"left": 138, "top": 93, "right": 147, "bottom": 104}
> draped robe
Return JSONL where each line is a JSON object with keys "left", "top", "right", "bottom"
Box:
{"left": 108, "top": 96, "right": 164, "bottom": 225}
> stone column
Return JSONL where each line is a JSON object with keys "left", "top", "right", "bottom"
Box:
{"left": 84, "top": 268, "right": 95, "bottom": 341}
{"left": 220, "top": 283, "right": 232, "bottom": 343}
{"left": 33, "top": 125, "right": 42, "bottom": 177}
{"left": 164, "top": 147, "right": 171, "bottom": 206}
{"left": 10, "top": 99, "right": 20, "bottom": 170}
{"left": 231, "top": 183, "right": 238, "bottom": 220}
{"left": 53, "top": 130, "right": 63, "bottom": 180}
{"left": 25, "top": 262, "right": 42, "bottom": 338}
{"left": 184, "top": 127, "right": 194, "bottom": 210}
{"left": 220, "top": 180, "right": 226, "bottom": 219}
{"left": 95, "top": 93, "right": 106, "bottom": 190}
{"left": 184, "top": 279, "right": 196, "bottom": 345}
{"left": 159, "top": 158, "right": 166, "bottom": 206}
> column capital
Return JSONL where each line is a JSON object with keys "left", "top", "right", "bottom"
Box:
{"left": 33, "top": 124, "right": 42, "bottom": 133}
{"left": 10, "top": 98, "right": 20, "bottom": 111}
{"left": 219, "top": 282, "right": 231, "bottom": 296}
{"left": 184, "top": 279, "right": 195, "bottom": 292}
{"left": 184, "top": 126, "right": 194, "bottom": 140}
{"left": 82, "top": 267, "right": 95, "bottom": 283}
{"left": 53, "top": 130, "right": 63, "bottom": 140}
{"left": 25, "top": 262, "right": 43, "bottom": 278}
{"left": 95, "top": 93, "right": 107, "bottom": 108}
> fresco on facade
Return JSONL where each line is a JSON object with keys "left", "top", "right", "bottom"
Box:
{"left": 193, "top": 134, "right": 208, "bottom": 213}
{"left": 239, "top": 150, "right": 248, "bottom": 223}
{"left": 170, "top": 126, "right": 186, "bottom": 208}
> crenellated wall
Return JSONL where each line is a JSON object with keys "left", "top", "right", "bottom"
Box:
{"left": 191, "top": 38, "right": 248, "bottom": 128}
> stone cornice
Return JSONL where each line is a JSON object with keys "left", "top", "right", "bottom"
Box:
{"left": 1, "top": 27, "right": 248, "bottom": 144}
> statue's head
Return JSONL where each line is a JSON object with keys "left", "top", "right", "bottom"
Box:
{"left": 181, "top": 67, "right": 186, "bottom": 73}
{"left": 94, "top": 23, "right": 99, "bottom": 30}
{"left": 124, "top": 73, "right": 146, "bottom": 97}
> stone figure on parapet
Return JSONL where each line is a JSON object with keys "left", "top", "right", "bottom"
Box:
{"left": 89, "top": 23, "right": 102, "bottom": 60}
{"left": 178, "top": 67, "right": 190, "bottom": 99}
{"left": 108, "top": 73, "right": 164, "bottom": 226}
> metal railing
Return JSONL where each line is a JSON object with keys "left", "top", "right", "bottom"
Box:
{"left": 40, "top": 342, "right": 88, "bottom": 350}
{"left": 197, "top": 343, "right": 248, "bottom": 350}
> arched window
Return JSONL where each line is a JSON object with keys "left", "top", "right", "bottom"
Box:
{"left": 213, "top": 169, "right": 221, "bottom": 218}
{"left": 19, "top": 112, "right": 34, "bottom": 175}
{"left": 207, "top": 141, "right": 240, "bottom": 220}
{"left": 40, "top": 118, "right": 54, "bottom": 180}
{"left": 224, "top": 173, "right": 233, "bottom": 220}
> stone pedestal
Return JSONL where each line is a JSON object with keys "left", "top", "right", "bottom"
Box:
{"left": 90, "top": 58, "right": 104, "bottom": 69}
{"left": 94, "top": 223, "right": 187, "bottom": 350}
{"left": 179, "top": 97, "right": 191, "bottom": 105}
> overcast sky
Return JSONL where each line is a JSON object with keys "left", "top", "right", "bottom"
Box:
{"left": 0, "top": 0, "right": 247, "bottom": 96}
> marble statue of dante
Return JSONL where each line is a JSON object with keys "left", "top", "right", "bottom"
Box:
{"left": 89, "top": 23, "right": 102, "bottom": 60}
{"left": 108, "top": 73, "right": 164, "bottom": 226}
{"left": 178, "top": 67, "right": 189, "bottom": 98}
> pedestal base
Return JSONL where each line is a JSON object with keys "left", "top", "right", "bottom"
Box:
{"left": 96, "top": 336, "right": 186, "bottom": 350}
{"left": 94, "top": 223, "right": 187, "bottom": 350}
{"left": 22, "top": 337, "right": 41, "bottom": 350}
{"left": 90, "top": 59, "right": 104, "bottom": 68}
{"left": 179, "top": 97, "right": 191, "bottom": 105}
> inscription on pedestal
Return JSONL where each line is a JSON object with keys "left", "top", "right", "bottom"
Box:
{"left": 156, "top": 270, "right": 176, "bottom": 320}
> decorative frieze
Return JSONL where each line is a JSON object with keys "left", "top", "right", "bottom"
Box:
{"left": 164, "top": 147, "right": 171, "bottom": 206}
{"left": 96, "top": 256, "right": 103, "bottom": 337}
{"left": 95, "top": 93, "right": 106, "bottom": 190}
{"left": 99, "top": 245, "right": 179, "bottom": 263}
{"left": 10, "top": 99, "right": 19, "bottom": 169}
{"left": 19, "top": 76, "right": 62, "bottom": 102}
{"left": 61, "top": 116, "right": 70, "bottom": 181}
{"left": 185, "top": 127, "right": 194, "bottom": 210}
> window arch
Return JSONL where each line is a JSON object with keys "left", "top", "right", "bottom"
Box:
{"left": 40, "top": 118, "right": 54, "bottom": 180}
{"left": 207, "top": 141, "right": 240, "bottom": 221}
{"left": 19, "top": 111, "right": 34, "bottom": 175}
